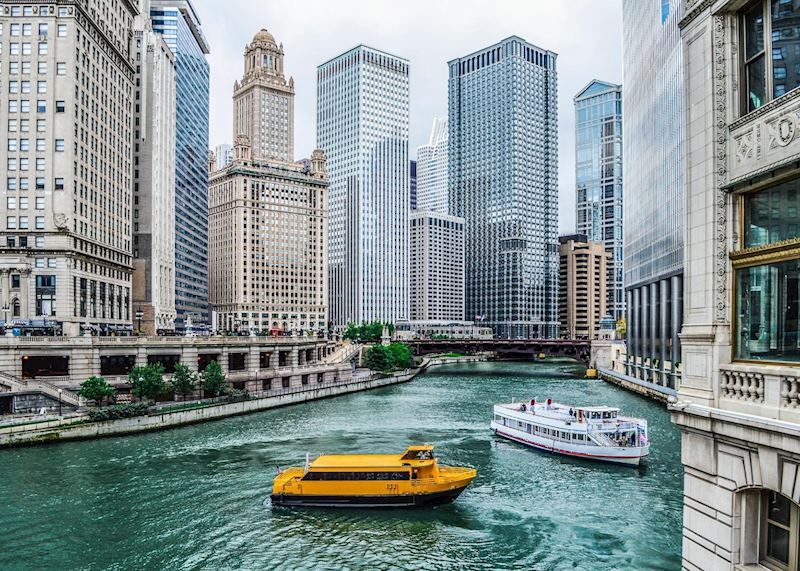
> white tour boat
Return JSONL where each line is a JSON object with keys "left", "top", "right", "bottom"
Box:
{"left": 490, "top": 398, "right": 650, "bottom": 466}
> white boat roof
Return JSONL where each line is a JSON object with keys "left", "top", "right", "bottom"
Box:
{"left": 497, "top": 402, "right": 620, "bottom": 412}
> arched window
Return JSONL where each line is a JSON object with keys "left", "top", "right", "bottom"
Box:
{"left": 12, "top": 299, "right": 20, "bottom": 317}
{"left": 760, "top": 491, "right": 799, "bottom": 570}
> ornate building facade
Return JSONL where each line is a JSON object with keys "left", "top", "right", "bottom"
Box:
{"left": 233, "top": 29, "right": 294, "bottom": 162}
{"left": 209, "top": 30, "right": 328, "bottom": 335}
{"left": 0, "top": 1, "right": 138, "bottom": 336}
{"left": 673, "top": 1, "right": 800, "bottom": 569}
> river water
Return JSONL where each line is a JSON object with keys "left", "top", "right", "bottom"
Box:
{"left": 0, "top": 361, "right": 683, "bottom": 570}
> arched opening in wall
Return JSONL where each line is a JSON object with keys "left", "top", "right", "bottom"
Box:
{"left": 12, "top": 298, "right": 20, "bottom": 317}
{"left": 738, "top": 489, "right": 800, "bottom": 570}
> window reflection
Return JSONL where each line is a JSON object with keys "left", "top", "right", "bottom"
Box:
{"left": 772, "top": 0, "right": 800, "bottom": 98}
{"left": 744, "top": 178, "right": 800, "bottom": 248}
{"left": 735, "top": 259, "right": 800, "bottom": 362}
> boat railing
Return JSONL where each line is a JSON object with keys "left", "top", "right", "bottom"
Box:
{"left": 587, "top": 421, "right": 639, "bottom": 432}
{"left": 588, "top": 431, "right": 618, "bottom": 447}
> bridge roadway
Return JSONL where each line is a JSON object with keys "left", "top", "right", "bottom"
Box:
{"left": 405, "top": 339, "right": 591, "bottom": 363}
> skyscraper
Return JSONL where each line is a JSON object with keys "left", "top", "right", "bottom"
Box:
{"left": 214, "top": 144, "right": 233, "bottom": 170}
{"left": 622, "top": 0, "right": 683, "bottom": 387}
{"left": 0, "top": 1, "right": 138, "bottom": 336}
{"left": 150, "top": 0, "right": 210, "bottom": 328}
{"left": 448, "top": 37, "right": 559, "bottom": 339}
{"left": 558, "top": 235, "right": 609, "bottom": 339}
{"left": 209, "top": 29, "right": 328, "bottom": 335}
{"left": 416, "top": 117, "right": 449, "bottom": 213}
{"left": 574, "top": 80, "right": 623, "bottom": 320}
{"left": 132, "top": 1, "right": 177, "bottom": 335}
{"left": 317, "top": 45, "right": 410, "bottom": 326}
{"left": 410, "top": 211, "right": 465, "bottom": 322}
{"left": 233, "top": 29, "right": 294, "bottom": 162}
{"left": 410, "top": 160, "right": 417, "bottom": 211}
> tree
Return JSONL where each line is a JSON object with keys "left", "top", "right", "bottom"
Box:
{"left": 129, "top": 364, "right": 166, "bottom": 403}
{"left": 342, "top": 321, "right": 359, "bottom": 340}
{"left": 387, "top": 343, "right": 414, "bottom": 370}
{"left": 616, "top": 317, "right": 627, "bottom": 337}
{"left": 202, "top": 361, "right": 228, "bottom": 397}
{"left": 364, "top": 345, "right": 391, "bottom": 372}
{"left": 170, "top": 363, "right": 197, "bottom": 401}
{"left": 79, "top": 376, "right": 115, "bottom": 406}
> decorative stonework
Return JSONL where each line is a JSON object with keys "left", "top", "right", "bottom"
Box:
{"left": 713, "top": 15, "right": 729, "bottom": 323}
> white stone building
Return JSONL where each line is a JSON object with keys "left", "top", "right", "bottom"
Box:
{"left": 673, "top": 1, "right": 800, "bottom": 569}
{"left": 416, "top": 117, "right": 448, "bottom": 213}
{"left": 132, "top": 1, "right": 177, "bottom": 335}
{"left": 0, "top": 1, "right": 137, "bottom": 336}
{"left": 317, "top": 45, "right": 410, "bottom": 326}
{"left": 233, "top": 29, "right": 294, "bottom": 162}
{"left": 209, "top": 29, "right": 328, "bottom": 335}
{"left": 409, "top": 210, "right": 465, "bottom": 322}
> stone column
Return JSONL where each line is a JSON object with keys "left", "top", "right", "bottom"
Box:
{"left": 290, "top": 348, "right": 299, "bottom": 368}
{"left": 660, "top": 279, "right": 669, "bottom": 387}
{"left": 632, "top": 288, "right": 640, "bottom": 378}
{"left": 641, "top": 286, "right": 649, "bottom": 381}
{"left": 269, "top": 348, "right": 279, "bottom": 369}
{"left": 671, "top": 274, "right": 682, "bottom": 385}
{"left": 649, "top": 282, "right": 658, "bottom": 384}
{"left": 182, "top": 344, "right": 199, "bottom": 373}
{"left": 297, "top": 347, "right": 306, "bottom": 367}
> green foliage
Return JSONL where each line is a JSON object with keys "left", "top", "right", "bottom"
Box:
{"left": 364, "top": 343, "right": 414, "bottom": 372}
{"left": 202, "top": 361, "right": 228, "bottom": 397}
{"left": 342, "top": 320, "right": 393, "bottom": 342}
{"left": 170, "top": 363, "right": 197, "bottom": 400}
{"left": 616, "top": 317, "right": 627, "bottom": 337}
{"left": 431, "top": 334, "right": 450, "bottom": 340}
{"left": 79, "top": 376, "right": 115, "bottom": 405}
{"left": 87, "top": 402, "right": 150, "bottom": 422}
{"left": 129, "top": 364, "right": 166, "bottom": 403}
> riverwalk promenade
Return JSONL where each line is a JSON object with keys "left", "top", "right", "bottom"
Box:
{"left": 0, "top": 354, "right": 488, "bottom": 448}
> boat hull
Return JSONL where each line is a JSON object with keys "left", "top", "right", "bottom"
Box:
{"left": 271, "top": 485, "right": 467, "bottom": 508}
{"left": 491, "top": 424, "right": 648, "bottom": 467}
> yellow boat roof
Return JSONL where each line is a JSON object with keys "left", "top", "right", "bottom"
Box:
{"left": 309, "top": 446, "right": 435, "bottom": 469}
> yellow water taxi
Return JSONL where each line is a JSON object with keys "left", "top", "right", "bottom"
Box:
{"left": 271, "top": 445, "right": 477, "bottom": 507}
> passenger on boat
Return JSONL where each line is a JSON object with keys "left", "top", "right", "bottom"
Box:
{"left": 519, "top": 403, "right": 527, "bottom": 412}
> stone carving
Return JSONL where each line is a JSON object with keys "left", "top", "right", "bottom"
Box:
{"left": 713, "top": 15, "right": 729, "bottom": 323}
{"left": 54, "top": 213, "right": 68, "bottom": 229}
{"left": 734, "top": 127, "right": 755, "bottom": 163}
{"left": 766, "top": 111, "right": 799, "bottom": 149}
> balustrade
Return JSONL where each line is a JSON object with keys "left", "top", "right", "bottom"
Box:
{"left": 720, "top": 369, "right": 765, "bottom": 403}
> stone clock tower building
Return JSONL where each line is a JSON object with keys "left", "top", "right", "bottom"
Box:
{"left": 233, "top": 29, "right": 294, "bottom": 162}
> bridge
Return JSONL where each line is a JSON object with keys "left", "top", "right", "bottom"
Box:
{"left": 406, "top": 339, "right": 592, "bottom": 364}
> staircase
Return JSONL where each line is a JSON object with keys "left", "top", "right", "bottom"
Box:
{"left": 325, "top": 343, "right": 361, "bottom": 365}
{"left": 0, "top": 371, "right": 82, "bottom": 408}
{"left": 589, "top": 430, "right": 618, "bottom": 447}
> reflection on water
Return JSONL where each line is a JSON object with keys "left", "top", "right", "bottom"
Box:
{"left": 0, "top": 360, "right": 682, "bottom": 571}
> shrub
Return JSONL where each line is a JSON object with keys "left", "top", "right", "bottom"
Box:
{"left": 87, "top": 402, "right": 150, "bottom": 422}
{"left": 79, "top": 376, "right": 115, "bottom": 405}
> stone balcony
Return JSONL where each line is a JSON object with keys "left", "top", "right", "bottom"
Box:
{"left": 718, "top": 362, "right": 800, "bottom": 425}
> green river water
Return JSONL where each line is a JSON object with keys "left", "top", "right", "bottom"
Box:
{"left": 0, "top": 360, "right": 682, "bottom": 570}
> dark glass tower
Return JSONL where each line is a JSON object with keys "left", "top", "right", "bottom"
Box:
{"left": 150, "top": 0, "right": 211, "bottom": 327}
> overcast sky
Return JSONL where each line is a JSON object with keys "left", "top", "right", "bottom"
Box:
{"left": 195, "top": 0, "right": 623, "bottom": 233}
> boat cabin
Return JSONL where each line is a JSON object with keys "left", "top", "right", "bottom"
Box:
{"left": 573, "top": 406, "right": 620, "bottom": 423}
{"left": 298, "top": 445, "right": 439, "bottom": 483}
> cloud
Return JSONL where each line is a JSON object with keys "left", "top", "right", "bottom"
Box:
{"left": 196, "top": 0, "right": 622, "bottom": 234}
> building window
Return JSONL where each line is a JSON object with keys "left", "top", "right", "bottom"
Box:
{"left": 54, "top": 178, "right": 64, "bottom": 191}
{"left": 734, "top": 177, "right": 800, "bottom": 361}
{"left": 761, "top": 491, "right": 799, "bottom": 570}
{"left": 57, "top": 24, "right": 67, "bottom": 37}
{"left": 742, "top": 0, "right": 800, "bottom": 113}
{"left": 35, "top": 275, "right": 56, "bottom": 317}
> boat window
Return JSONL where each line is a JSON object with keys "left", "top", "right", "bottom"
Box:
{"left": 302, "top": 471, "right": 411, "bottom": 481}
{"left": 401, "top": 449, "right": 434, "bottom": 461}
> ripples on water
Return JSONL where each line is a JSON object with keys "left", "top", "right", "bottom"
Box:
{"left": 0, "top": 361, "right": 682, "bottom": 570}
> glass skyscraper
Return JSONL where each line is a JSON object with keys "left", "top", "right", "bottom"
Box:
{"left": 317, "top": 46, "right": 410, "bottom": 326}
{"left": 416, "top": 118, "right": 449, "bottom": 214}
{"left": 574, "top": 80, "right": 624, "bottom": 320}
{"left": 150, "top": 0, "right": 210, "bottom": 327}
{"left": 448, "top": 36, "right": 559, "bottom": 339}
{"left": 622, "top": 0, "right": 683, "bottom": 387}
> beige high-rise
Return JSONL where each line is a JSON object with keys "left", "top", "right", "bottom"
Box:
{"left": 0, "top": 1, "right": 137, "bottom": 336}
{"left": 558, "top": 235, "right": 609, "bottom": 339}
{"left": 209, "top": 29, "right": 328, "bottom": 334}
{"left": 232, "top": 29, "right": 294, "bottom": 162}
{"left": 131, "top": 0, "right": 176, "bottom": 335}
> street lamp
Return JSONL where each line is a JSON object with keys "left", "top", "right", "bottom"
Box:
{"left": 57, "top": 388, "right": 63, "bottom": 417}
{"left": 135, "top": 308, "right": 144, "bottom": 335}
{"left": 1, "top": 305, "right": 10, "bottom": 336}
